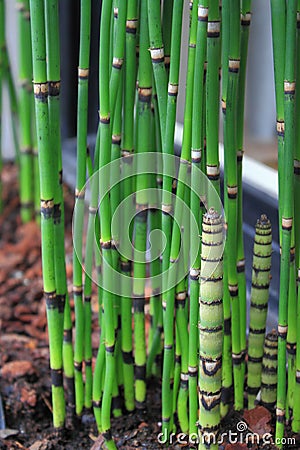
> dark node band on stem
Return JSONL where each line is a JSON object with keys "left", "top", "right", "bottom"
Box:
{"left": 247, "top": 386, "right": 259, "bottom": 396}
{"left": 191, "top": 148, "right": 201, "bottom": 163}
{"left": 228, "top": 283, "right": 238, "bottom": 296}
{"left": 237, "top": 150, "right": 244, "bottom": 163}
{"left": 45, "top": 290, "right": 61, "bottom": 311}
{"left": 112, "top": 134, "right": 121, "bottom": 145}
{"left": 64, "top": 329, "right": 72, "bottom": 343}
{"left": 99, "top": 112, "right": 110, "bottom": 124}
{"left": 221, "top": 386, "right": 233, "bottom": 404}
{"left": 78, "top": 68, "right": 89, "bottom": 80}
{"left": 40, "top": 199, "right": 54, "bottom": 219}
{"left": 175, "top": 354, "right": 181, "bottom": 364}
{"left": 228, "top": 59, "right": 240, "bottom": 73}
{"left": 250, "top": 301, "right": 268, "bottom": 310}
{"left": 249, "top": 327, "right": 266, "bottom": 335}
{"left": 112, "top": 396, "right": 122, "bottom": 411}
{"left": 281, "top": 217, "right": 293, "bottom": 231}
{"left": 190, "top": 268, "right": 200, "bottom": 280}
{"left": 120, "top": 260, "right": 131, "bottom": 272}
{"left": 199, "top": 356, "right": 222, "bottom": 376}
{"left": 175, "top": 291, "right": 186, "bottom": 308}
{"left": 75, "top": 188, "right": 85, "bottom": 200}
{"left": 188, "top": 365, "right": 198, "bottom": 377}
{"left": 207, "top": 165, "right": 220, "bottom": 181}
{"left": 126, "top": 19, "right": 138, "bottom": 34}
{"left": 199, "top": 298, "right": 222, "bottom": 307}
{"left": 241, "top": 12, "right": 252, "bottom": 27}
{"left": 33, "top": 82, "right": 48, "bottom": 101}
{"left": 180, "top": 372, "right": 188, "bottom": 388}
{"left": 133, "top": 296, "right": 145, "bottom": 313}
{"left": 198, "top": 5, "right": 208, "bottom": 22}
{"left": 207, "top": 21, "right": 220, "bottom": 38}
{"left": 100, "top": 240, "right": 111, "bottom": 249}
{"left": 222, "top": 99, "right": 226, "bottom": 114}
{"left": 168, "top": 82, "right": 178, "bottom": 97}
{"left": 149, "top": 47, "right": 164, "bottom": 64}
{"left": 276, "top": 408, "right": 285, "bottom": 423}
{"left": 227, "top": 185, "right": 238, "bottom": 199}
{"left": 224, "top": 318, "right": 231, "bottom": 335}
{"left": 135, "top": 364, "right": 146, "bottom": 380}
{"left": 200, "top": 275, "right": 223, "bottom": 283}
{"left": 162, "top": 203, "right": 173, "bottom": 215}
{"left": 248, "top": 355, "right": 263, "bottom": 363}
{"left": 53, "top": 203, "right": 61, "bottom": 224}
{"left": 48, "top": 81, "right": 60, "bottom": 97}
{"left": 51, "top": 369, "right": 63, "bottom": 387}
{"left": 276, "top": 120, "right": 284, "bottom": 137}
{"left": 251, "top": 282, "right": 270, "bottom": 290}
{"left": 237, "top": 259, "right": 245, "bottom": 273}
{"left": 138, "top": 86, "right": 152, "bottom": 102}
{"left": 294, "top": 159, "right": 300, "bottom": 175}
{"left": 112, "top": 57, "right": 124, "bottom": 70}
{"left": 93, "top": 400, "right": 102, "bottom": 408}
{"left": 232, "top": 352, "right": 243, "bottom": 366}
{"left": 198, "top": 423, "right": 220, "bottom": 433}
{"left": 105, "top": 344, "right": 115, "bottom": 354}
{"left": 284, "top": 81, "right": 296, "bottom": 96}
{"left": 296, "top": 370, "right": 300, "bottom": 383}
{"left": 164, "top": 55, "right": 170, "bottom": 68}
{"left": 102, "top": 430, "right": 112, "bottom": 441}
{"left": 74, "top": 361, "right": 83, "bottom": 372}
{"left": 73, "top": 285, "right": 83, "bottom": 296}
{"left": 199, "top": 390, "right": 221, "bottom": 411}
{"left": 286, "top": 343, "right": 296, "bottom": 355}
{"left": 122, "top": 350, "right": 134, "bottom": 364}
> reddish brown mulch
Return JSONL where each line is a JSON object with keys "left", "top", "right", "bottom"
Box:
{"left": 1, "top": 162, "right": 300, "bottom": 449}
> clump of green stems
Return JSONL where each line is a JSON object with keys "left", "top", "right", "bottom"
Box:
{"left": 0, "top": 0, "right": 20, "bottom": 212}
{"left": 18, "top": 0, "right": 300, "bottom": 447}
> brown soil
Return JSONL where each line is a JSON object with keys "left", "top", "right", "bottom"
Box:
{"left": 0, "top": 163, "right": 299, "bottom": 450}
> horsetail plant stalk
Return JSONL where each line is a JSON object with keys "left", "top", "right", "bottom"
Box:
{"left": 17, "top": 0, "right": 34, "bottom": 223}
{"left": 1, "top": 1, "right": 19, "bottom": 164}
{"left": 223, "top": 0, "right": 244, "bottom": 411}
{"left": 206, "top": 0, "right": 221, "bottom": 201}
{"left": 220, "top": 0, "right": 233, "bottom": 418}
{"left": 236, "top": 0, "right": 252, "bottom": 381}
{"left": 198, "top": 208, "right": 223, "bottom": 450}
{"left": 162, "top": 0, "right": 173, "bottom": 74}
{"left": 292, "top": 3, "right": 300, "bottom": 432}
{"left": 261, "top": 330, "right": 278, "bottom": 411}
{"left": 247, "top": 215, "right": 272, "bottom": 409}
{"left": 29, "top": 0, "right": 65, "bottom": 428}
{"left": 275, "top": 3, "right": 297, "bottom": 444}
{"left": 98, "top": 1, "right": 117, "bottom": 447}
{"left": 119, "top": 0, "right": 138, "bottom": 414}
{"left": 133, "top": 0, "right": 152, "bottom": 409}
{"left": 72, "top": 0, "right": 92, "bottom": 417}
{"left": 189, "top": 1, "right": 208, "bottom": 434}
{"left": 44, "top": 0, "right": 74, "bottom": 423}
{"left": 162, "top": 0, "right": 198, "bottom": 436}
